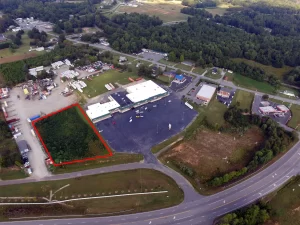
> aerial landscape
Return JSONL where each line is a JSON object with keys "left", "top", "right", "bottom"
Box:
{"left": 1, "top": 0, "right": 300, "bottom": 224}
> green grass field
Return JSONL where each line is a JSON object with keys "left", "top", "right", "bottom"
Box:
{"left": 52, "top": 153, "right": 143, "bottom": 174}
{"left": 205, "top": 7, "right": 228, "bottom": 16}
{"left": 232, "top": 73, "right": 276, "bottom": 94}
{"left": 266, "top": 176, "right": 300, "bottom": 225}
{"left": 232, "top": 90, "right": 254, "bottom": 111}
{"left": 205, "top": 71, "right": 222, "bottom": 80}
{"left": 116, "top": 3, "right": 189, "bottom": 23}
{"left": 232, "top": 58, "right": 293, "bottom": 80}
{"left": 287, "top": 104, "right": 300, "bottom": 130}
{"left": 0, "top": 169, "right": 28, "bottom": 180}
{"left": 193, "top": 67, "right": 206, "bottom": 75}
{"left": 175, "top": 63, "right": 193, "bottom": 71}
{"left": 0, "top": 169, "right": 183, "bottom": 220}
{"left": 151, "top": 134, "right": 182, "bottom": 154}
{"left": 82, "top": 70, "right": 139, "bottom": 98}
{"left": 158, "top": 59, "right": 177, "bottom": 66}
{"left": 0, "top": 32, "right": 45, "bottom": 59}
{"left": 156, "top": 75, "right": 173, "bottom": 84}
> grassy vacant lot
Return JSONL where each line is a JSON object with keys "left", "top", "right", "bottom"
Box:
{"left": 266, "top": 176, "right": 300, "bottom": 225}
{"left": 287, "top": 104, "right": 300, "bottom": 130}
{"left": 82, "top": 69, "right": 139, "bottom": 98}
{"left": 159, "top": 126, "right": 264, "bottom": 189}
{"left": 35, "top": 106, "right": 110, "bottom": 164}
{"left": 0, "top": 169, "right": 183, "bottom": 220}
{"left": 0, "top": 32, "right": 43, "bottom": 64}
{"left": 156, "top": 74, "right": 173, "bottom": 84}
{"left": 231, "top": 73, "right": 276, "bottom": 94}
{"left": 205, "top": 71, "right": 222, "bottom": 79}
{"left": 52, "top": 153, "right": 143, "bottom": 174}
{"left": 175, "top": 63, "right": 193, "bottom": 71}
{"left": 233, "top": 58, "right": 293, "bottom": 80}
{"left": 0, "top": 169, "right": 28, "bottom": 180}
{"left": 193, "top": 67, "right": 206, "bottom": 75}
{"left": 197, "top": 96, "right": 229, "bottom": 127}
{"left": 158, "top": 58, "right": 176, "bottom": 66}
{"left": 205, "top": 7, "right": 228, "bottom": 16}
{"left": 117, "top": 2, "right": 189, "bottom": 23}
{"left": 232, "top": 90, "right": 254, "bottom": 111}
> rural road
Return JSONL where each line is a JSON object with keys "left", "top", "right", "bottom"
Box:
{"left": 1, "top": 140, "right": 300, "bottom": 225}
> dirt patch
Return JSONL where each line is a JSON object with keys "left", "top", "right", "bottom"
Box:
{"left": 0, "top": 53, "right": 37, "bottom": 64}
{"left": 160, "top": 127, "right": 264, "bottom": 181}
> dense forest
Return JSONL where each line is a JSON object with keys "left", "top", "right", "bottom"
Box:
{"left": 35, "top": 106, "right": 108, "bottom": 163}
{"left": 0, "top": 114, "right": 21, "bottom": 168}
{"left": 284, "top": 67, "right": 300, "bottom": 87}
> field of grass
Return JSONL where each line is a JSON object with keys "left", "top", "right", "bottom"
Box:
{"left": 0, "top": 169, "right": 183, "bottom": 220}
{"left": 205, "top": 71, "right": 222, "bottom": 79}
{"left": 202, "top": 96, "right": 228, "bottom": 127}
{"left": 205, "top": 7, "right": 228, "bottom": 16}
{"left": 232, "top": 73, "right": 276, "bottom": 94}
{"left": 52, "top": 153, "right": 143, "bottom": 174}
{"left": 232, "top": 90, "right": 254, "bottom": 111}
{"left": 35, "top": 106, "right": 110, "bottom": 164}
{"left": 232, "top": 58, "right": 293, "bottom": 80}
{"left": 287, "top": 104, "right": 300, "bottom": 130}
{"left": 193, "top": 67, "right": 206, "bottom": 75}
{"left": 156, "top": 75, "right": 173, "bottom": 84}
{"left": 0, "top": 32, "right": 44, "bottom": 63}
{"left": 82, "top": 70, "right": 139, "bottom": 98}
{"left": 116, "top": 3, "right": 189, "bottom": 23}
{"left": 158, "top": 58, "right": 176, "bottom": 66}
{"left": 266, "top": 176, "right": 300, "bottom": 225}
{"left": 0, "top": 169, "right": 28, "bottom": 180}
{"left": 175, "top": 63, "right": 193, "bottom": 71}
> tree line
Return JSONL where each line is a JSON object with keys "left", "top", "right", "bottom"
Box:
{"left": 0, "top": 115, "right": 22, "bottom": 168}
{"left": 208, "top": 106, "right": 296, "bottom": 187}
{"left": 217, "top": 203, "right": 270, "bottom": 225}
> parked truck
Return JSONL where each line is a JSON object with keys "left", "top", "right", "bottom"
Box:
{"left": 27, "top": 114, "right": 40, "bottom": 123}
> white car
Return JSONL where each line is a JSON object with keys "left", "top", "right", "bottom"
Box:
{"left": 27, "top": 168, "right": 33, "bottom": 175}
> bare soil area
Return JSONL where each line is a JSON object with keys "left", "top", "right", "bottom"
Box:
{"left": 0, "top": 53, "right": 37, "bottom": 64}
{"left": 160, "top": 127, "right": 264, "bottom": 182}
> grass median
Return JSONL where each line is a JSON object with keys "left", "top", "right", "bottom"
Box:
{"left": 0, "top": 169, "right": 183, "bottom": 220}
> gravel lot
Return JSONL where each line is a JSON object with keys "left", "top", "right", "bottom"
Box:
{"left": 7, "top": 77, "right": 76, "bottom": 178}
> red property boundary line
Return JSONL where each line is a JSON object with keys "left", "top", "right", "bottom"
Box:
{"left": 32, "top": 103, "right": 113, "bottom": 166}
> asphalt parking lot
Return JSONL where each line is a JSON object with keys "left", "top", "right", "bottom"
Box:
{"left": 252, "top": 95, "right": 291, "bottom": 125}
{"left": 95, "top": 93, "right": 198, "bottom": 163}
{"left": 137, "top": 52, "right": 165, "bottom": 62}
{"left": 7, "top": 76, "right": 76, "bottom": 178}
{"left": 217, "top": 88, "right": 236, "bottom": 107}
{"left": 170, "top": 75, "right": 193, "bottom": 92}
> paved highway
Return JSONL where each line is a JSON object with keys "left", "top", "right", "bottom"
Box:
{"left": 1, "top": 140, "right": 300, "bottom": 225}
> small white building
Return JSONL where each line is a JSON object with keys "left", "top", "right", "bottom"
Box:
{"left": 259, "top": 106, "right": 277, "bottom": 115}
{"left": 196, "top": 85, "right": 216, "bottom": 105}
{"left": 86, "top": 100, "right": 120, "bottom": 122}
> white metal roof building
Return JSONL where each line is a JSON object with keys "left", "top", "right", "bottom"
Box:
{"left": 126, "top": 80, "right": 167, "bottom": 104}
{"left": 51, "top": 61, "right": 64, "bottom": 69}
{"left": 276, "top": 105, "right": 289, "bottom": 113}
{"left": 259, "top": 106, "right": 277, "bottom": 115}
{"left": 86, "top": 100, "right": 120, "bottom": 122}
{"left": 196, "top": 85, "right": 216, "bottom": 104}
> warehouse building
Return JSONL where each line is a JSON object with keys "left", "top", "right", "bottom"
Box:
{"left": 196, "top": 85, "right": 216, "bottom": 105}
{"left": 86, "top": 80, "right": 169, "bottom": 122}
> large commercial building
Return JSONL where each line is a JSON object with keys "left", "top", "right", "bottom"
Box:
{"left": 86, "top": 80, "right": 168, "bottom": 122}
{"left": 196, "top": 85, "right": 216, "bottom": 105}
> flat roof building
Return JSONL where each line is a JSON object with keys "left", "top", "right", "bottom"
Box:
{"left": 217, "top": 87, "right": 231, "bottom": 98}
{"left": 196, "top": 85, "right": 216, "bottom": 104}
{"left": 259, "top": 106, "right": 277, "bottom": 115}
{"left": 276, "top": 105, "right": 289, "bottom": 113}
{"left": 86, "top": 100, "right": 120, "bottom": 122}
{"left": 126, "top": 80, "right": 167, "bottom": 104}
